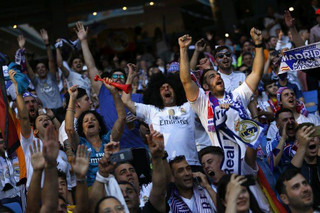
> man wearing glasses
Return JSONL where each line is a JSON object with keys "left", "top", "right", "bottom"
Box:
{"left": 213, "top": 46, "right": 246, "bottom": 92}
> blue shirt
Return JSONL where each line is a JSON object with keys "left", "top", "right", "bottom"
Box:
{"left": 79, "top": 132, "right": 110, "bottom": 186}
{"left": 97, "top": 86, "right": 145, "bottom": 149}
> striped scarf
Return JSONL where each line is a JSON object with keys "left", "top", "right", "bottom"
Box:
{"left": 169, "top": 185, "right": 214, "bottom": 213}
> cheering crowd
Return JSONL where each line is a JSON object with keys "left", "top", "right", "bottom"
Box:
{"left": 1, "top": 5, "right": 320, "bottom": 213}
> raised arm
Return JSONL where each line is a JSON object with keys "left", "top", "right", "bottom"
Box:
{"left": 89, "top": 151, "right": 115, "bottom": 212}
{"left": 102, "top": 78, "right": 126, "bottom": 141}
{"left": 268, "top": 123, "right": 288, "bottom": 167}
{"left": 121, "top": 63, "right": 139, "bottom": 114}
{"left": 56, "top": 44, "right": 70, "bottom": 77}
{"left": 9, "top": 70, "right": 31, "bottom": 138}
{"left": 291, "top": 125, "right": 314, "bottom": 168}
{"left": 147, "top": 125, "right": 169, "bottom": 212}
{"left": 245, "top": 28, "right": 264, "bottom": 92}
{"left": 190, "top": 39, "right": 206, "bottom": 70}
{"left": 17, "top": 35, "right": 35, "bottom": 81}
{"left": 72, "top": 145, "right": 90, "bottom": 213}
{"left": 75, "top": 22, "right": 102, "bottom": 94}
{"left": 65, "top": 85, "right": 80, "bottom": 151}
{"left": 40, "top": 124, "right": 59, "bottom": 213}
{"left": 179, "top": 35, "right": 200, "bottom": 102}
{"left": 284, "top": 11, "right": 305, "bottom": 47}
{"left": 27, "top": 140, "right": 45, "bottom": 213}
{"left": 40, "top": 29, "right": 56, "bottom": 76}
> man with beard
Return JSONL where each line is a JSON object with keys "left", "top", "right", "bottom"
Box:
{"left": 266, "top": 108, "right": 298, "bottom": 179}
{"left": 290, "top": 123, "right": 320, "bottom": 209}
{"left": 267, "top": 87, "right": 320, "bottom": 145}
{"left": 56, "top": 47, "right": 91, "bottom": 97}
{"left": 122, "top": 64, "right": 201, "bottom": 168}
{"left": 25, "top": 29, "right": 63, "bottom": 119}
{"left": 276, "top": 168, "right": 319, "bottom": 213}
{"left": 9, "top": 70, "right": 72, "bottom": 190}
{"left": 75, "top": 22, "right": 145, "bottom": 149}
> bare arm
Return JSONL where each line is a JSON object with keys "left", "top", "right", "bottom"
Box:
{"left": 56, "top": 46, "right": 70, "bottom": 77}
{"left": 75, "top": 22, "right": 102, "bottom": 94}
{"left": 65, "top": 85, "right": 80, "bottom": 151}
{"left": 40, "top": 29, "right": 56, "bottom": 76}
{"left": 190, "top": 39, "right": 206, "bottom": 70}
{"left": 103, "top": 79, "right": 126, "bottom": 141}
{"left": 73, "top": 145, "right": 90, "bottom": 213}
{"left": 245, "top": 147, "right": 257, "bottom": 170}
{"left": 121, "top": 63, "right": 139, "bottom": 114}
{"left": 147, "top": 125, "right": 169, "bottom": 212}
{"left": 284, "top": 11, "right": 305, "bottom": 47}
{"left": 40, "top": 125, "right": 59, "bottom": 213}
{"left": 27, "top": 140, "right": 45, "bottom": 213}
{"left": 89, "top": 151, "right": 114, "bottom": 212}
{"left": 9, "top": 70, "right": 31, "bottom": 138}
{"left": 245, "top": 28, "right": 264, "bottom": 92}
{"left": 179, "top": 35, "right": 199, "bottom": 102}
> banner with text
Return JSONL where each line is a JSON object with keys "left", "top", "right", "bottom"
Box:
{"left": 279, "top": 42, "right": 320, "bottom": 74}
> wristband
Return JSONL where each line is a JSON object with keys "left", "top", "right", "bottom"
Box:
{"left": 50, "top": 116, "right": 56, "bottom": 120}
{"left": 66, "top": 108, "right": 75, "bottom": 113}
{"left": 95, "top": 172, "right": 109, "bottom": 183}
{"left": 254, "top": 43, "right": 263, "bottom": 48}
{"left": 76, "top": 177, "right": 87, "bottom": 183}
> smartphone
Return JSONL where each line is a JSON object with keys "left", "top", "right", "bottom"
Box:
{"left": 110, "top": 148, "right": 133, "bottom": 163}
{"left": 241, "top": 175, "right": 255, "bottom": 187}
{"left": 312, "top": 125, "right": 320, "bottom": 137}
{"left": 193, "top": 177, "right": 202, "bottom": 185}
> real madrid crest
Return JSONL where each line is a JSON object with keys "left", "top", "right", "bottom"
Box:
{"left": 180, "top": 107, "right": 186, "bottom": 115}
{"left": 168, "top": 109, "right": 175, "bottom": 116}
{"left": 237, "top": 120, "right": 259, "bottom": 143}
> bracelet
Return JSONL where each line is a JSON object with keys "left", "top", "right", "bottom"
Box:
{"left": 50, "top": 116, "right": 56, "bottom": 120}
{"left": 254, "top": 43, "right": 263, "bottom": 48}
{"left": 96, "top": 172, "right": 109, "bottom": 183}
{"left": 76, "top": 177, "right": 87, "bottom": 183}
{"left": 66, "top": 108, "right": 75, "bottom": 113}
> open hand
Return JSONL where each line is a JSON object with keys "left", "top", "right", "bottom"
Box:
{"left": 146, "top": 124, "right": 164, "bottom": 159}
{"left": 42, "top": 124, "right": 59, "bottom": 167}
{"left": 40, "top": 29, "right": 49, "bottom": 45}
{"left": 75, "top": 22, "right": 88, "bottom": 41}
{"left": 17, "top": 35, "right": 26, "bottom": 49}
{"left": 178, "top": 34, "right": 192, "bottom": 49}
{"left": 296, "top": 125, "right": 315, "bottom": 147}
{"left": 29, "top": 139, "right": 45, "bottom": 171}
{"left": 72, "top": 145, "right": 91, "bottom": 178}
{"left": 284, "top": 10, "right": 295, "bottom": 28}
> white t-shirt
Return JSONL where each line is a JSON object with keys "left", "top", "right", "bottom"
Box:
{"left": 195, "top": 119, "right": 212, "bottom": 152}
{"left": 181, "top": 196, "right": 197, "bottom": 212}
{"left": 135, "top": 102, "right": 200, "bottom": 165}
{"left": 58, "top": 118, "right": 78, "bottom": 147}
{"left": 21, "top": 130, "right": 74, "bottom": 189}
{"left": 189, "top": 82, "right": 253, "bottom": 160}
{"left": 218, "top": 71, "right": 246, "bottom": 92}
{"left": 66, "top": 70, "right": 91, "bottom": 97}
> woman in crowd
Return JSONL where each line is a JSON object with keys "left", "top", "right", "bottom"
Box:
{"left": 216, "top": 174, "right": 263, "bottom": 213}
{"left": 65, "top": 82, "right": 126, "bottom": 186}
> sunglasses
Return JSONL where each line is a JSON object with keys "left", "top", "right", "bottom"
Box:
{"left": 216, "top": 52, "right": 231, "bottom": 58}
{"left": 112, "top": 74, "right": 125, "bottom": 79}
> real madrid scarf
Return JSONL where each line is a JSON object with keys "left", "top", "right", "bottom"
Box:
{"left": 169, "top": 185, "right": 215, "bottom": 213}
{"left": 206, "top": 91, "right": 266, "bottom": 174}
